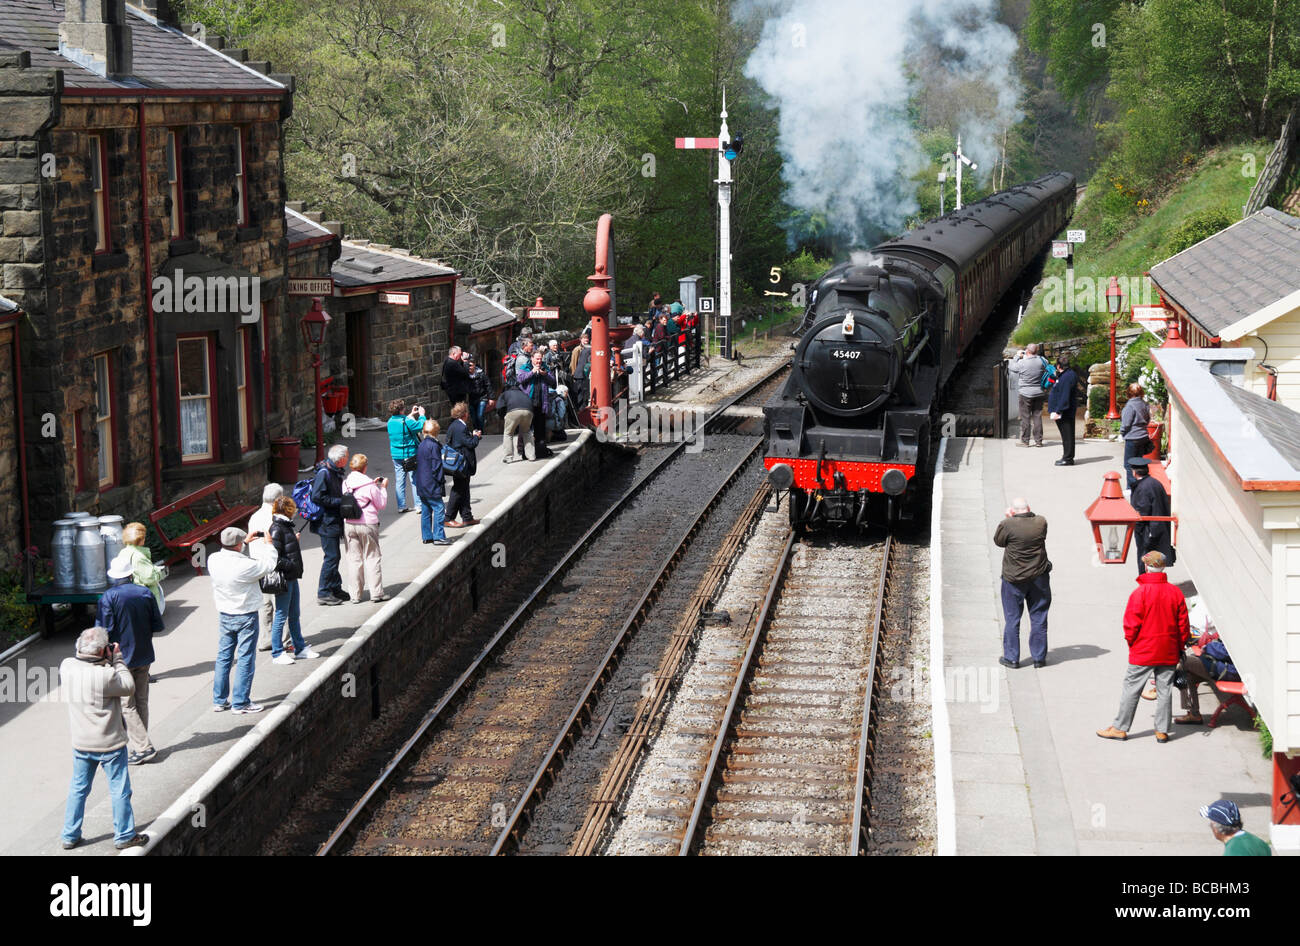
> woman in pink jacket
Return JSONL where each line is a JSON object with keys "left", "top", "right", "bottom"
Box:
{"left": 343, "top": 453, "right": 390, "bottom": 603}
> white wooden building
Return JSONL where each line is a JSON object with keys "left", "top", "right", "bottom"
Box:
{"left": 1152, "top": 346, "right": 1300, "bottom": 851}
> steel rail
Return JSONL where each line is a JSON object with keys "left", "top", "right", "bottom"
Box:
{"left": 316, "top": 359, "right": 789, "bottom": 856}
{"left": 569, "top": 482, "right": 773, "bottom": 855}
{"left": 677, "top": 530, "right": 796, "bottom": 855}
{"left": 849, "top": 534, "right": 893, "bottom": 854}
{"left": 489, "top": 439, "right": 762, "bottom": 854}
{"left": 678, "top": 532, "right": 894, "bottom": 856}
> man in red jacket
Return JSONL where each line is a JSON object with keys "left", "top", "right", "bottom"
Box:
{"left": 1098, "top": 551, "right": 1190, "bottom": 743}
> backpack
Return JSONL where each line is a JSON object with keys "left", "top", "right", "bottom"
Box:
{"left": 441, "top": 441, "right": 467, "bottom": 475}
{"left": 502, "top": 353, "right": 518, "bottom": 390}
{"left": 293, "top": 474, "right": 323, "bottom": 525}
{"left": 1039, "top": 356, "right": 1058, "bottom": 390}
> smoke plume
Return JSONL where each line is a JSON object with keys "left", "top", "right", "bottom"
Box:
{"left": 740, "top": 0, "right": 1022, "bottom": 246}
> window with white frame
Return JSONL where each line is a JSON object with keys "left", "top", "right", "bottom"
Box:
{"left": 234, "top": 127, "right": 248, "bottom": 226}
{"left": 90, "top": 134, "right": 109, "bottom": 252}
{"left": 236, "top": 327, "right": 250, "bottom": 451}
{"left": 165, "top": 129, "right": 184, "bottom": 239}
{"left": 94, "top": 353, "right": 115, "bottom": 488}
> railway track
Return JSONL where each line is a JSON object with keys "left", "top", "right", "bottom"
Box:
{"left": 604, "top": 525, "right": 895, "bottom": 855}
{"left": 318, "top": 363, "right": 788, "bottom": 856}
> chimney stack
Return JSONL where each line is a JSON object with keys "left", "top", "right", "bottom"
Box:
{"left": 59, "top": 1, "right": 133, "bottom": 79}
{"left": 133, "top": 2, "right": 176, "bottom": 24}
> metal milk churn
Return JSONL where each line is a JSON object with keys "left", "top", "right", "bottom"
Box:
{"left": 52, "top": 519, "right": 78, "bottom": 589}
{"left": 98, "top": 515, "right": 125, "bottom": 570}
{"left": 75, "top": 520, "right": 108, "bottom": 592}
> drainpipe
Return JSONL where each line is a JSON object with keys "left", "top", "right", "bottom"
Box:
{"left": 138, "top": 101, "right": 162, "bottom": 507}
{"left": 1, "top": 311, "right": 31, "bottom": 550}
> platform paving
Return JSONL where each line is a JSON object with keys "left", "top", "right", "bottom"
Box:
{"left": 0, "top": 422, "right": 587, "bottom": 856}
{"left": 933, "top": 435, "right": 1274, "bottom": 856}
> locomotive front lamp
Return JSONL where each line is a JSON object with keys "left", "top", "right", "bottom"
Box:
{"left": 842, "top": 313, "right": 855, "bottom": 335}
{"left": 1084, "top": 470, "right": 1141, "bottom": 564}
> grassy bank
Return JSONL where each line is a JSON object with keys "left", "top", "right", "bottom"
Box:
{"left": 1013, "top": 142, "right": 1265, "bottom": 346}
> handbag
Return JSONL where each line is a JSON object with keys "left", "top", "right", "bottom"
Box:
{"left": 260, "top": 568, "right": 288, "bottom": 595}
{"left": 400, "top": 421, "right": 419, "bottom": 471}
{"left": 441, "top": 441, "right": 467, "bottom": 475}
{"left": 340, "top": 489, "right": 362, "bottom": 519}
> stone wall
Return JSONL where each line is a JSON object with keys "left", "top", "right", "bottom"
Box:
{"left": 0, "top": 323, "right": 20, "bottom": 564}
{"left": 145, "top": 433, "right": 621, "bottom": 855}
{"left": 0, "top": 51, "right": 290, "bottom": 545}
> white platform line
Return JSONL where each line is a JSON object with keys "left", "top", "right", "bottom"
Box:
{"left": 930, "top": 436, "right": 957, "bottom": 856}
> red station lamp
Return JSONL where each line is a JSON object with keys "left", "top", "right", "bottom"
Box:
{"left": 1105, "top": 277, "right": 1125, "bottom": 421}
{"left": 300, "top": 297, "right": 331, "bottom": 464}
{"left": 1084, "top": 470, "right": 1142, "bottom": 564}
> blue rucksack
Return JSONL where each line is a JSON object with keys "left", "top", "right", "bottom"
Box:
{"left": 293, "top": 473, "right": 323, "bottom": 525}
{"left": 441, "top": 442, "right": 466, "bottom": 475}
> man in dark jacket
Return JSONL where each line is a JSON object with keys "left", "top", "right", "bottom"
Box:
{"left": 1047, "top": 354, "right": 1080, "bottom": 466}
{"left": 310, "top": 443, "right": 349, "bottom": 605}
{"left": 1129, "top": 458, "right": 1174, "bottom": 575}
{"left": 1098, "top": 551, "right": 1189, "bottom": 742}
{"left": 97, "top": 553, "right": 163, "bottom": 765}
{"left": 415, "top": 419, "right": 451, "bottom": 545}
{"left": 570, "top": 333, "right": 592, "bottom": 411}
{"left": 446, "top": 402, "right": 481, "bottom": 528}
{"left": 441, "top": 346, "right": 471, "bottom": 406}
{"left": 992, "top": 497, "right": 1052, "bottom": 669}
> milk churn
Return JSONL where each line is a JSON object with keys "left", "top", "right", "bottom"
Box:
{"left": 52, "top": 519, "right": 78, "bottom": 589}
{"left": 75, "top": 520, "right": 108, "bottom": 592}
{"left": 98, "top": 515, "right": 125, "bottom": 569}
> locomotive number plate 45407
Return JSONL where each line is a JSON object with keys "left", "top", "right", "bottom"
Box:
{"left": 829, "top": 350, "right": 861, "bottom": 359}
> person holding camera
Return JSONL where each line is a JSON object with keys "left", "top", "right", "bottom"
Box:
{"left": 387, "top": 400, "right": 424, "bottom": 514}
{"left": 416, "top": 418, "right": 452, "bottom": 545}
{"left": 208, "top": 527, "right": 279, "bottom": 714}
{"left": 59, "top": 626, "right": 147, "bottom": 850}
{"left": 445, "top": 403, "right": 481, "bottom": 528}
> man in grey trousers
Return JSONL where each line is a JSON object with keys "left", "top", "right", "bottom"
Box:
{"left": 1010, "top": 343, "right": 1050, "bottom": 446}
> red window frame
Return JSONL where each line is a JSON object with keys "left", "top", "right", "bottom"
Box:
{"left": 234, "top": 127, "right": 250, "bottom": 227}
{"left": 176, "top": 333, "right": 219, "bottom": 464}
{"left": 89, "top": 133, "right": 111, "bottom": 253}
{"left": 166, "top": 128, "right": 185, "bottom": 239}
{"left": 236, "top": 327, "right": 253, "bottom": 452}
{"left": 93, "top": 351, "right": 119, "bottom": 491}
{"left": 73, "top": 407, "right": 93, "bottom": 493}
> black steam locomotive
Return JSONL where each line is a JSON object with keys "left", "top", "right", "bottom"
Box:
{"left": 764, "top": 171, "right": 1076, "bottom": 527}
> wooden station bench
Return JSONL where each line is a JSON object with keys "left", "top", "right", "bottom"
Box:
{"left": 149, "top": 478, "right": 256, "bottom": 575}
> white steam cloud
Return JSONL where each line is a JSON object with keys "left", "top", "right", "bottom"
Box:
{"left": 741, "top": 0, "right": 1022, "bottom": 246}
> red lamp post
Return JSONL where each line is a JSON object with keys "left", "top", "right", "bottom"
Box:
{"left": 300, "top": 297, "right": 331, "bottom": 464}
{"left": 1105, "top": 277, "right": 1125, "bottom": 421}
{"left": 1084, "top": 470, "right": 1141, "bottom": 563}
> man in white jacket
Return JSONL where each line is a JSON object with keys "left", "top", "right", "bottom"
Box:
{"left": 60, "top": 626, "right": 148, "bottom": 850}
{"left": 209, "top": 526, "right": 278, "bottom": 714}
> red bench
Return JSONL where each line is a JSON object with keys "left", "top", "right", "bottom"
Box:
{"left": 149, "top": 479, "right": 256, "bottom": 575}
{"left": 1189, "top": 639, "right": 1257, "bottom": 728}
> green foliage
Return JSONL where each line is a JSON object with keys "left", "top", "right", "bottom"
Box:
{"left": 781, "top": 249, "right": 832, "bottom": 285}
{"left": 1025, "top": 0, "right": 1121, "bottom": 110}
{"left": 1255, "top": 715, "right": 1273, "bottom": 759}
{"left": 1088, "top": 383, "right": 1110, "bottom": 419}
{"left": 0, "top": 550, "right": 52, "bottom": 648}
{"left": 1076, "top": 337, "right": 1111, "bottom": 374}
{"left": 1121, "top": 333, "right": 1160, "bottom": 384}
{"left": 1013, "top": 308, "right": 1109, "bottom": 346}
{"left": 1162, "top": 208, "right": 1236, "bottom": 257}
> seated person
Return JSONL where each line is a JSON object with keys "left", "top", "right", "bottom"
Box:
{"left": 1176, "top": 632, "right": 1239, "bottom": 725}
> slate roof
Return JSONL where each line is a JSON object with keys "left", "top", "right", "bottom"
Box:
{"left": 0, "top": 1, "right": 284, "bottom": 92}
{"left": 332, "top": 242, "right": 457, "bottom": 290}
{"left": 1149, "top": 207, "right": 1300, "bottom": 337}
{"left": 1152, "top": 346, "right": 1300, "bottom": 488}
{"left": 455, "top": 285, "right": 516, "bottom": 334}
{"left": 1217, "top": 376, "right": 1300, "bottom": 472}
{"left": 285, "top": 208, "right": 334, "bottom": 246}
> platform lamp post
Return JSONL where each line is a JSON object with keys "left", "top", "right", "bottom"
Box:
{"left": 1084, "top": 471, "right": 1142, "bottom": 564}
{"left": 1104, "top": 276, "right": 1125, "bottom": 421}
{"left": 300, "top": 297, "right": 331, "bottom": 464}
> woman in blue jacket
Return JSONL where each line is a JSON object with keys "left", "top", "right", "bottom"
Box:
{"left": 1119, "top": 383, "right": 1152, "bottom": 490}
{"left": 445, "top": 402, "right": 481, "bottom": 528}
{"left": 1047, "top": 354, "right": 1080, "bottom": 466}
{"left": 386, "top": 399, "right": 425, "bottom": 513}
{"left": 415, "top": 419, "right": 450, "bottom": 546}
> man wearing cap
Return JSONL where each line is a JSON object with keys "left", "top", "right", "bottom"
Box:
{"left": 1130, "top": 459, "right": 1174, "bottom": 575}
{"left": 250, "top": 483, "right": 290, "bottom": 652}
{"left": 1200, "top": 800, "right": 1271, "bottom": 855}
{"left": 1098, "top": 550, "right": 1190, "bottom": 742}
{"left": 96, "top": 552, "right": 163, "bottom": 764}
{"left": 208, "top": 527, "right": 279, "bottom": 715}
{"left": 993, "top": 497, "right": 1052, "bottom": 669}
